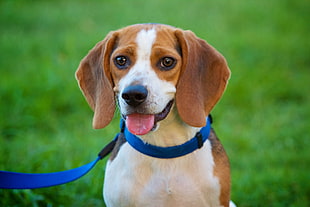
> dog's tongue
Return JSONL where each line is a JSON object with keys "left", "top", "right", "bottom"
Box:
{"left": 126, "top": 114, "right": 155, "bottom": 135}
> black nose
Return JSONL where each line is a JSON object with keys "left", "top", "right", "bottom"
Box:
{"left": 121, "top": 85, "right": 148, "bottom": 107}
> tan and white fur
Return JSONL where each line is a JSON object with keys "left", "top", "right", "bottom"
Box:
{"left": 76, "top": 24, "right": 234, "bottom": 207}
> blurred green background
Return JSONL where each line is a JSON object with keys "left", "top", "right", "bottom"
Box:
{"left": 0, "top": 0, "right": 309, "bottom": 206}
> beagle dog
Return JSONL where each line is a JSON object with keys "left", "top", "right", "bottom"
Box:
{"left": 76, "top": 24, "right": 233, "bottom": 207}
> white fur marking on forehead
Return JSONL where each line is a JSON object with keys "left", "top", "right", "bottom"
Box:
{"left": 135, "top": 28, "right": 157, "bottom": 60}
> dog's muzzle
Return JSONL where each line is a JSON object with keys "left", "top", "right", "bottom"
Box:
{"left": 120, "top": 85, "right": 173, "bottom": 135}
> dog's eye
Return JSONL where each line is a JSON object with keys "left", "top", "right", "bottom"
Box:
{"left": 159, "top": 57, "right": 176, "bottom": 70}
{"left": 114, "top": 56, "right": 130, "bottom": 69}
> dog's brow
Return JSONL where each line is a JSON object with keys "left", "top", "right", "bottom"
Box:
{"left": 135, "top": 28, "right": 157, "bottom": 61}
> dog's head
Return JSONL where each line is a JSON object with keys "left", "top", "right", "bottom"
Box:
{"left": 76, "top": 24, "right": 230, "bottom": 135}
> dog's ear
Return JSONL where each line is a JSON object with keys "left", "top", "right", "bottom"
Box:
{"left": 76, "top": 31, "right": 118, "bottom": 129}
{"left": 175, "top": 30, "right": 230, "bottom": 127}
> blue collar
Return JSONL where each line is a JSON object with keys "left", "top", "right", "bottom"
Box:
{"left": 123, "top": 116, "right": 211, "bottom": 159}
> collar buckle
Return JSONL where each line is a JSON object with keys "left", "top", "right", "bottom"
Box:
{"left": 196, "top": 132, "right": 204, "bottom": 149}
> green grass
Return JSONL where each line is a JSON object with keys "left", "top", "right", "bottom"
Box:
{"left": 0, "top": 0, "right": 309, "bottom": 206}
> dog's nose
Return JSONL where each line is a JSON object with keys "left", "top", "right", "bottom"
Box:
{"left": 121, "top": 85, "right": 148, "bottom": 107}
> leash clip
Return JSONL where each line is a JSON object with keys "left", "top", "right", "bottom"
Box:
{"left": 98, "top": 134, "right": 119, "bottom": 159}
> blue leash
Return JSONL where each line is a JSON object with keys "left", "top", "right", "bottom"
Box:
{"left": 0, "top": 158, "right": 100, "bottom": 189}
{"left": 0, "top": 135, "right": 118, "bottom": 189}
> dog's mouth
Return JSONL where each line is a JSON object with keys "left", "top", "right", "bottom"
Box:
{"left": 123, "top": 100, "right": 174, "bottom": 135}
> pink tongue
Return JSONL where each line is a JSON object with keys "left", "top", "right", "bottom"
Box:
{"left": 126, "top": 114, "right": 155, "bottom": 135}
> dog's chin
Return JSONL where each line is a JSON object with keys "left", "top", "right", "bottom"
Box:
{"left": 122, "top": 100, "right": 174, "bottom": 135}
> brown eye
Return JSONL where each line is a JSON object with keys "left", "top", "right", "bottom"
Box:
{"left": 159, "top": 57, "right": 176, "bottom": 70}
{"left": 114, "top": 56, "right": 130, "bottom": 69}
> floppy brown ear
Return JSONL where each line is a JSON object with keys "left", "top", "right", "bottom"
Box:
{"left": 75, "top": 32, "right": 118, "bottom": 129}
{"left": 175, "top": 30, "right": 230, "bottom": 127}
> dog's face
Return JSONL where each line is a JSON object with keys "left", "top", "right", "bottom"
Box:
{"left": 110, "top": 26, "right": 182, "bottom": 135}
{"left": 76, "top": 24, "right": 230, "bottom": 134}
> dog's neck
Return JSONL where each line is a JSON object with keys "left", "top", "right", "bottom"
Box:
{"left": 138, "top": 107, "right": 201, "bottom": 147}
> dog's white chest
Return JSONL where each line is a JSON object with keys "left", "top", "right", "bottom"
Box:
{"left": 103, "top": 140, "right": 222, "bottom": 207}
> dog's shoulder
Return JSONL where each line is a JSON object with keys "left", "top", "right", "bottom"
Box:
{"left": 209, "top": 128, "right": 231, "bottom": 205}
{"left": 209, "top": 129, "right": 227, "bottom": 156}
{"left": 208, "top": 128, "right": 230, "bottom": 168}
